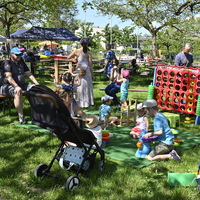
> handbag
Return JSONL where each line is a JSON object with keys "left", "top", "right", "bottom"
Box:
{"left": 59, "top": 145, "right": 90, "bottom": 171}
{"left": 79, "top": 68, "right": 86, "bottom": 76}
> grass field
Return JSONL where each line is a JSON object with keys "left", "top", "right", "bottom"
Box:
{"left": 0, "top": 63, "right": 200, "bottom": 200}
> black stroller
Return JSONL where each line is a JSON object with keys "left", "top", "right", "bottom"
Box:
{"left": 24, "top": 85, "right": 105, "bottom": 191}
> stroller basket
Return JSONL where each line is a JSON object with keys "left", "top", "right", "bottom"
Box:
{"left": 24, "top": 85, "right": 105, "bottom": 191}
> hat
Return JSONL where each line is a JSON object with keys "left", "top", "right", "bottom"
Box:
{"left": 122, "top": 70, "right": 130, "bottom": 78}
{"left": 10, "top": 47, "right": 22, "bottom": 54}
{"left": 142, "top": 99, "right": 157, "bottom": 108}
{"left": 72, "top": 43, "right": 77, "bottom": 48}
{"left": 101, "top": 95, "right": 113, "bottom": 102}
{"left": 85, "top": 114, "right": 99, "bottom": 128}
{"left": 137, "top": 103, "right": 143, "bottom": 110}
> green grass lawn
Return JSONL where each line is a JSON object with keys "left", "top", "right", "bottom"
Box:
{"left": 0, "top": 64, "right": 200, "bottom": 199}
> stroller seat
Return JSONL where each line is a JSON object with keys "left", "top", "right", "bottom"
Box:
{"left": 24, "top": 85, "right": 105, "bottom": 191}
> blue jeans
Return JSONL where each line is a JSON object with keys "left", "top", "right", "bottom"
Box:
{"left": 105, "top": 82, "right": 120, "bottom": 105}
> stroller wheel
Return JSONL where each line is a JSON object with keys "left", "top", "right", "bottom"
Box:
{"left": 35, "top": 164, "right": 48, "bottom": 177}
{"left": 66, "top": 175, "right": 80, "bottom": 191}
{"left": 98, "top": 160, "right": 104, "bottom": 171}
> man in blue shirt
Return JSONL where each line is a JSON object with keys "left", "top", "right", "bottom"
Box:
{"left": 174, "top": 43, "right": 193, "bottom": 67}
{"left": 142, "top": 99, "right": 182, "bottom": 163}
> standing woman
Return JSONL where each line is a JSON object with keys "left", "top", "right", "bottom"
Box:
{"left": 104, "top": 44, "right": 115, "bottom": 78}
{"left": 68, "top": 38, "right": 94, "bottom": 108}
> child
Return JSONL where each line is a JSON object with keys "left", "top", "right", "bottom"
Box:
{"left": 51, "top": 71, "right": 81, "bottom": 104}
{"left": 117, "top": 70, "right": 130, "bottom": 106}
{"left": 142, "top": 99, "right": 182, "bottom": 163}
{"left": 99, "top": 95, "right": 118, "bottom": 129}
{"left": 130, "top": 103, "right": 149, "bottom": 138}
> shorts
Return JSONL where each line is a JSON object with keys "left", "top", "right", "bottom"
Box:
{"left": 0, "top": 83, "right": 34, "bottom": 97}
{"left": 130, "top": 127, "right": 142, "bottom": 136}
{"left": 148, "top": 142, "right": 174, "bottom": 158}
{"left": 121, "top": 92, "right": 128, "bottom": 100}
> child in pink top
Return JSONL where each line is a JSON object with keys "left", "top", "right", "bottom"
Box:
{"left": 130, "top": 103, "right": 149, "bottom": 138}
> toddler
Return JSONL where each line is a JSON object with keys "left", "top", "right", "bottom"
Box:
{"left": 117, "top": 70, "right": 130, "bottom": 106}
{"left": 51, "top": 71, "right": 80, "bottom": 104}
{"left": 99, "top": 95, "right": 118, "bottom": 129}
{"left": 130, "top": 103, "right": 149, "bottom": 138}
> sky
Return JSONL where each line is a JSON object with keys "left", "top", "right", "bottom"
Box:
{"left": 76, "top": 0, "right": 150, "bottom": 36}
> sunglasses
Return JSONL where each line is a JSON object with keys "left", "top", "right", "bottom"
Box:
{"left": 14, "top": 53, "right": 23, "bottom": 56}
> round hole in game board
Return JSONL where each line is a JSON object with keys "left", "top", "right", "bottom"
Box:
{"left": 168, "top": 97, "right": 172, "bottom": 102}
{"left": 169, "top": 84, "right": 174, "bottom": 89}
{"left": 158, "top": 70, "right": 162, "bottom": 75}
{"left": 167, "top": 103, "right": 172, "bottom": 108}
{"left": 161, "top": 96, "right": 166, "bottom": 101}
{"left": 156, "top": 95, "right": 159, "bottom": 100}
{"left": 197, "top": 82, "right": 200, "bottom": 87}
{"left": 181, "top": 93, "right": 186, "bottom": 98}
{"left": 177, "top": 72, "right": 182, "bottom": 78}
{"left": 175, "top": 85, "right": 180, "bottom": 90}
{"left": 176, "top": 79, "right": 181, "bottom": 84}
{"left": 162, "top": 90, "right": 166, "bottom": 95}
{"left": 174, "top": 104, "right": 179, "bottom": 109}
{"left": 170, "top": 78, "right": 174, "bottom": 83}
{"left": 189, "top": 87, "right": 194, "bottom": 93}
{"left": 183, "top": 80, "right": 188, "bottom": 85}
{"left": 196, "top": 95, "right": 198, "bottom": 100}
{"left": 161, "top": 102, "right": 165, "bottom": 107}
{"left": 156, "top": 82, "right": 160, "bottom": 87}
{"left": 170, "top": 71, "right": 175, "bottom": 77}
{"left": 168, "top": 91, "right": 173, "bottom": 96}
{"left": 182, "top": 86, "right": 187, "bottom": 91}
{"left": 163, "top": 83, "right": 167, "bottom": 88}
{"left": 175, "top": 92, "right": 179, "bottom": 97}
{"left": 164, "top": 71, "right": 168, "bottom": 76}
{"left": 174, "top": 98, "right": 179, "bottom": 103}
{"left": 191, "top": 74, "right": 196, "bottom": 79}
{"left": 188, "top": 94, "right": 194, "bottom": 100}
{"left": 163, "top": 77, "right": 168, "bottom": 82}
{"left": 198, "top": 75, "right": 200, "bottom": 80}
{"left": 181, "top": 99, "right": 186, "bottom": 104}
{"left": 157, "top": 76, "right": 161, "bottom": 81}
{"left": 184, "top": 73, "right": 189, "bottom": 78}
{"left": 197, "top": 88, "right": 200, "bottom": 93}
{"left": 156, "top": 89, "right": 160, "bottom": 94}
{"left": 180, "top": 105, "right": 185, "bottom": 111}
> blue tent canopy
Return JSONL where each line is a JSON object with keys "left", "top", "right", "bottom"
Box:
{"left": 10, "top": 29, "right": 29, "bottom": 37}
{"left": 10, "top": 26, "right": 80, "bottom": 41}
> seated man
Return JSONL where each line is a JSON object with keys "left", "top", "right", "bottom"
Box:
{"left": 0, "top": 47, "right": 39, "bottom": 124}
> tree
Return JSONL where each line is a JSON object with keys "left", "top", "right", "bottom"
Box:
{"left": 91, "top": 0, "right": 200, "bottom": 58}
{"left": 0, "top": 0, "right": 78, "bottom": 54}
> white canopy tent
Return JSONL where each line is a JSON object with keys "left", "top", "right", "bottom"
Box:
{"left": 0, "top": 35, "right": 6, "bottom": 42}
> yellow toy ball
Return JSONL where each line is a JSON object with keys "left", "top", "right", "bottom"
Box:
{"left": 189, "top": 87, "right": 194, "bottom": 93}
{"left": 188, "top": 94, "right": 194, "bottom": 100}
{"left": 185, "top": 117, "right": 192, "bottom": 121}
{"left": 190, "top": 81, "right": 195, "bottom": 87}
{"left": 188, "top": 101, "right": 193, "bottom": 106}
{"left": 184, "top": 120, "right": 191, "bottom": 123}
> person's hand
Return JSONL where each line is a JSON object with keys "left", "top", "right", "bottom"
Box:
{"left": 50, "top": 74, "right": 55, "bottom": 78}
{"left": 142, "top": 133, "right": 151, "bottom": 139}
{"left": 14, "top": 86, "right": 22, "bottom": 96}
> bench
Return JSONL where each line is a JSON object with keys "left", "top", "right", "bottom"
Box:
{"left": 94, "top": 68, "right": 104, "bottom": 81}
{"left": 100, "top": 88, "right": 148, "bottom": 92}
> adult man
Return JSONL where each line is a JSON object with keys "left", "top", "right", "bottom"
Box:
{"left": 0, "top": 47, "right": 39, "bottom": 124}
{"left": 71, "top": 43, "right": 77, "bottom": 51}
{"left": 1, "top": 43, "right": 7, "bottom": 60}
{"left": 174, "top": 43, "right": 193, "bottom": 67}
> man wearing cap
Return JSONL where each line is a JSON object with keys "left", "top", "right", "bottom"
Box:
{"left": 0, "top": 47, "right": 39, "bottom": 124}
{"left": 142, "top": 99, "right": 182, "bottom": 163}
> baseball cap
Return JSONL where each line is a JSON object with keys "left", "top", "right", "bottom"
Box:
{"left": 137, "top": 103, "right": 143, "bottom": 110}
{"left": 101, "top": 95, "right": 113, "bottom": 102}
{"left": 122, "top": 70, "right": 130, "bottom": 78}
{"left": 142, "top": 99, "right": 157, "bottom": 108}
{"left": 10, "top": 47, "right": 22, "bottom": 54}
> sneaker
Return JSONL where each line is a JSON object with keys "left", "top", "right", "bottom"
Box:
{"left": 108, "top": 123, "right": 116, "bottom": 127}
{"left": 169, "top": 150, "right": 182, "bottom": 163}
{"left": 115, "top": 120, "right": 120, "bottom": 125}
{"left": 19, "top": 115, "right": 27, "bottom": 125}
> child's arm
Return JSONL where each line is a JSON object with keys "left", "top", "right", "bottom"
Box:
{"left": 117, "top": 74, "right": 125, "bottom": 83}
{"left": 142, "top": 129, "right": 163, "bottom": 138}
{"left": 50, "top": 75, "right": 62, "bottom": 88}
{"left": 144, "top": 116, "right": 149, "bottom": 132}
{"left": 73, "top": 73, "right": 81, "bottom": 88}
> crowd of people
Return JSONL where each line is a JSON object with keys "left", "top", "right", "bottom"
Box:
{"left": 0, "top": 39, "right": 193, "bottom": 165}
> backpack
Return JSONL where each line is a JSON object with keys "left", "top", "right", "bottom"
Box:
{"left": 0, "top": 59, "right": 12, "bottom": 86}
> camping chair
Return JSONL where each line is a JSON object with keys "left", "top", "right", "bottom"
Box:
{"left": 23, "top": 85, "right": 105, "bottom": 191}
{"left": 119, "top": 98, "right": 137, "bottom": 127}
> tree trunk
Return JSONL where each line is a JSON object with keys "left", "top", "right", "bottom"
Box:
{"left": 167, "top": 46, "right": 170, "bottom": 55}
{"left": 151, "top": 32, "right": 157, "bottom": 59}
{"left": 3, "top": 24, "right": 11, "bottom": 57}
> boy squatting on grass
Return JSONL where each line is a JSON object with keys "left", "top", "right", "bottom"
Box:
{"left": 99, "top": 95, "right": 118, "bottom": 129}
{"left": 142, "top": 99, "right": 182, "bottom": 163}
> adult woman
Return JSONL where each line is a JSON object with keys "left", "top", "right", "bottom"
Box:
{"left": 105, "top": 58, "right": 124, "bottom": 106}
{"left": 54, "top": 88, "right": 88, "bottom": 119}
{"left": 68, "top": 38, "right": 94, "bottom": 108}
{"left": 104, "top": 44, "right": 115, "bottom": 78}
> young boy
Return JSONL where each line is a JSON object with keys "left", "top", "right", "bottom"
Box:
{"left": 142, "top": 99, "right": 182, "bottom": 163}
{"left": 99, "top": 95, "right": 118, "bottom": 129}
